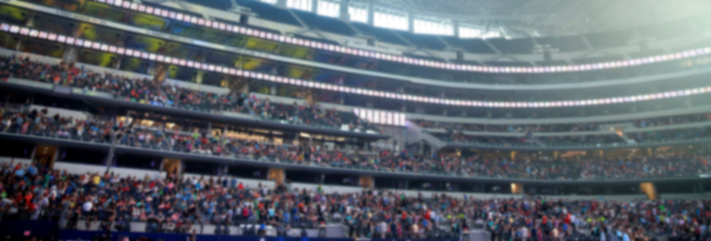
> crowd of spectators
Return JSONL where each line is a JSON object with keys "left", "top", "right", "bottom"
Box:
{"left": 435, "top": 130, "right": 711, "bottom": 148}
{"left": 1, "top": 105, "right": 710, "bottom": 181}
{"left": 436, "top": 133, "right": 629, "bottom": 147}
{"left": 1, "top": 160, "right": 711, "bottom": 241}
{"left": 0, "top": 55, "right": 374, "bottom": 132}
{"left": 414, "top": 113, "right": 711, "bottom": 134}
{"left": 425, "top": 118, "right": 711, "bottom": 148}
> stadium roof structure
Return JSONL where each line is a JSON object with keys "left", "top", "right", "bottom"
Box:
{"left": 377, "top": 0, "right": 711, "bottom": 38}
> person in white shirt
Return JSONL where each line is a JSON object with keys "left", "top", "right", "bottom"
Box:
{"left": 520, "top": 226, "right": 529, "bottom": 240}
{"left": 82, "top": 200, "right": 93, "bottom": 213}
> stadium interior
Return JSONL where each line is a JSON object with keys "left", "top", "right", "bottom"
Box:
{"left": 0, "top": 0, "right": 710, "bottom": 240}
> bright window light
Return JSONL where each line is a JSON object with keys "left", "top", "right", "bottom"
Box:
{"left": 373, "top": 9, "right": 408, "bottom": 31}
{"left": 481, "top": 31, "right": 501, "bottom": 39}
{"left": 414, "top": 18, "right": 454, "bottom": 36}
{"left": 459, "top": 26, "right": 501, "bottom": 39}
{"left": 348, "top": 3, "right": 368, "bottom": 23}
{"left": 459, "top": 26, "right": 482, "bottom": 38}
{"left": 317, "top": 0, "right": 340, "bottom": 18}
{"left": 287, "top": 0, "right": 313, "bottom": 11}
{"left": 259, "top": 0, "right": 277, "bottom": 4}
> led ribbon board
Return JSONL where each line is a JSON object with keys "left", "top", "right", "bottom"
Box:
{"left": 5, "top": 23, "right": 711, "bottom": 109}
{"left": 93, "top": 0, "right": 711, "bottom": 73}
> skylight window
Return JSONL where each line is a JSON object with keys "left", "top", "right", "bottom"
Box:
{"left": 317, "top": 0, "right": 340, "bottom": 18}
{"left": 414, "top": 18, "right": 454, "bottom": 36}
{"left": 348, "top": 2, "right": 368, "bottom": 23}
{"left": 286, "top": 0, "right": 313, "bottom": 11}
{"left": 373, "top": 8, "right": 408, "bottom": 31}
{"left": 459, "top": 26, "right": 501, "bottom": 39}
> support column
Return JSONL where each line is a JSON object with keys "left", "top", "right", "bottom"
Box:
{"left": 640, "top": 182, "right": 657, "bottom": 200}
{"left": 162, "top": 158, "right": 182, "bottom": 179}
{"left": 148, "top": 63, "right": 169, "bottom": 82}
{"left": 111, "top": 35, "right": 127, "bottom": 69}
{"left": 305, "top": 89, "right": 315, "bottom": 106}
{"left": 195, "top": 70, "right": 205, "bottom": 84}
{"left": 453, "top": 20, "right": 460, "bottom": 37}
{"left": 224, "top": 77, "right": 249, "bottom": 94}
{"left": 339, "top": 0, "right": 350, "bottom": 22}
{"left": 106, "top": 131, "right": 117, "bottom": 172}
{"left": 14, "top": 13, "right": 37, "bottom": 52}
{"left": 268, "top": 168, "right": 286, "bottom": 187}
{"left": 61, "top": 23, "right": 82, "bottom": 64}
{"left": 366, "top": 0, "right": 374, "bottom": 25}
{"left": 311, "top": 0, "right": 318, "bottom": 14}
{"left": 277, "top": 0, "right": 286, "bottom": 8}
{"left": 511, "top": 183, "right": 524, "bottom": 195}
{"left": 359, "top": 176, "right": 374, "bottom": 188}
{"left": 407, "top": 10, "right": 414, "bottom": 32}
{"left": 32, "top": 145, "right": 58, "bottom": 169}
{"left": 337, "top": 77, "right": 344, "bottom": 104}
{"left": 26, "top": 13, "right": 36, "bottom": 28}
